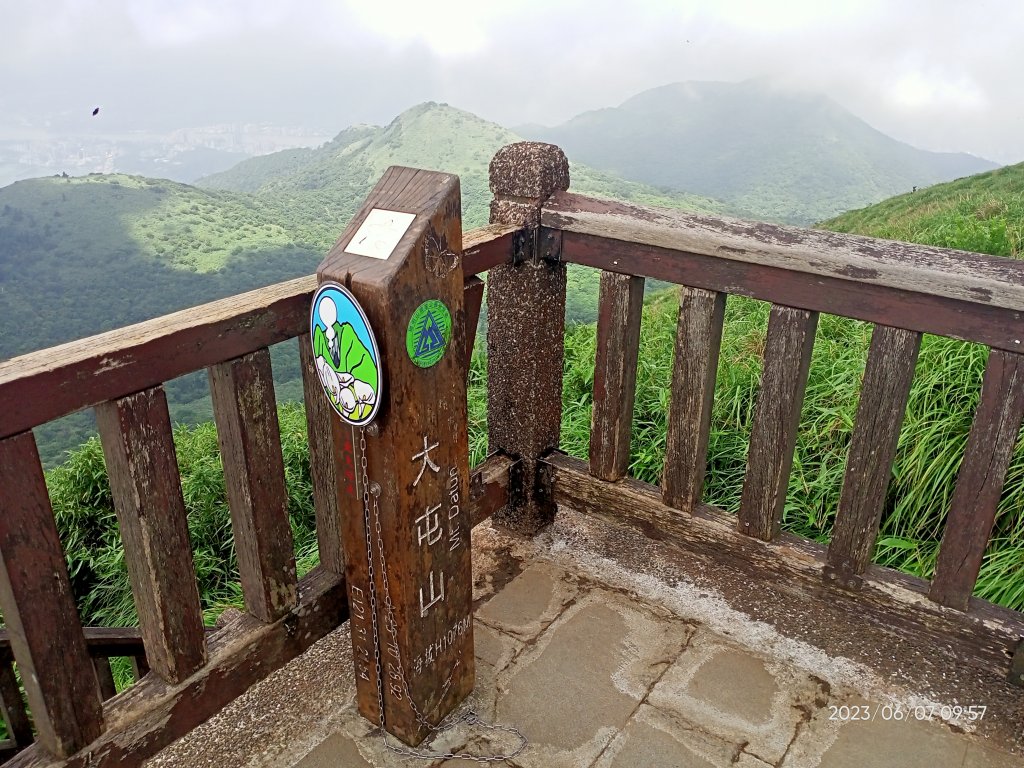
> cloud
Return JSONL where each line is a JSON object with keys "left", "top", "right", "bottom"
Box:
{"left": 1, "top": 0, "right": 1022, "bottom": 162}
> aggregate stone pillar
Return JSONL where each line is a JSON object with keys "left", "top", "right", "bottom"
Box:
{"left": 486, "top": 142, "right": 570, "bottom": 534}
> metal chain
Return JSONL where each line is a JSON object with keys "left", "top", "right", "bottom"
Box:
{"left": 357, "top": 427, "right": 527, "bottom": 763}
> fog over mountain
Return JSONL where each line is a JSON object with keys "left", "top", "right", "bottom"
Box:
{"left": 2, "top": 0, "right": 1023, "bottom": 169}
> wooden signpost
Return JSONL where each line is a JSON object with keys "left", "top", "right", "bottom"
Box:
{"left": 313, "top": 167, "right": 473, "bottom": 746}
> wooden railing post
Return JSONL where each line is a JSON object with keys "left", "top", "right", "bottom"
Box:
{"left": 662, "top": 287, "right": 726, "bottom": 512}
{"left": 209, "top": 348, "right": 298, "bottom": 622}
{"left": 0, "top": 432, "right": 103, "bottom": 757}
{"left": 825, "top": 325, "right": 921, "bottom": 589}
{"left": 96, "top": 385, "right": 207, "bottom": 683}
{"left": 486, "top": 142, "right": 570, "bottom": 533}
{"left": 590, "top": 272, "right": 645, "bottom": 481}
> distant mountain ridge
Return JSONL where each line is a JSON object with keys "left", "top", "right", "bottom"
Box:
{"left": 199, "top": 102, "right": 727, "bottom": 247}
{"left": 519, "top": 80, "right": 998, "bottom": 224}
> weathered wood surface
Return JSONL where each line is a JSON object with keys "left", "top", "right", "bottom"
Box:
{"left": 209, "top": 349, "right": 297, "bottom": 623}
{"left": 93, "top": 659, "right": 117, "bottom": 701}
{"left": 0, "top": 743, "right": 20, "bottom": 762}
{"left": 0, "top": 649, "right": 33, "bottom": 748}
{"left": 332, "top": 420, "right": 379, "bottom": 726}
{"left": 1, "top": 627, "right": 144, "bottom": 657}
{"left": 543, "top": 199, "right": 1024, "bottom": 354}
{"left": 930, "top": 349, "right": 1024, "bottom": 611}
{"left": 543, "top": 191, "right": 1024, "bottom": 311}
{"left": 738, "top": 306, "right": 818, "bottom": 541}
{"left": 0, "top": 226, "right": 510, "bottom": 441}
{"left": 462, "top": 223, "right": 518, "bottom": 276}
{"left": 590, "top": 272, "right": 645, "bottom": 481}
{"left": 1011, "top": 640, "right": 1024, "bottom": 686}
{"left": 487, "top": 142, "right": 570, "bottom": 533}
{"left": 6, "top": 568, "right": 348, "bottom": 768}
{"left": 662, "top": 286, "right": 726, "bottom": 512}
{"left": 319, "top": 166, "right": 474, "bottom": 745}
{"left": 95, "top": 386, "right": 207, "bottom": 683}
{"left": 542, "top": 453, "right": 1024, "bottom": 681}
{"left": 299, "top": 335, "right": 345, "bottom": 575}
{"left": 0, "top": 432, "right": 103, "bottom": 757}
{"left": 470, "top": 454, "right": 521, "bottom": 528}
{"left": 825, "top": 326, "right": 922, "bottom": 589}
{"left": 129, "top": 656, "right": 149, "bottom": 683}
{"left": 464, "top": 276, "right": 485, "bottom": 367}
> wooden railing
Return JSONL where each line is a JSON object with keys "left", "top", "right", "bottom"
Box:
{"left": 2, "top": 141, "right": 1024, "bottom": 765}
{"left": 0, "top": 223, "right": 518, "bottom": 767}
{"left": 480, "top": 143, "right": 1024, "bottom": 690}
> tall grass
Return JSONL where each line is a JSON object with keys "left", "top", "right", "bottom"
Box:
{"left": 47, "top": 404, "right": 322, "bottom": 633}
{"left": 558, "top": 290, "right": 1024, "bottom": 609}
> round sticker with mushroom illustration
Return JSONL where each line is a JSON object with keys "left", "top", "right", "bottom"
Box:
{"left": 310, "top": 282, "right": 382, "bottom": 425}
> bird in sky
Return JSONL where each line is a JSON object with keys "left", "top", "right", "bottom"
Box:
{"left": 92, "top": 107, "right": 100, "bottom": 116}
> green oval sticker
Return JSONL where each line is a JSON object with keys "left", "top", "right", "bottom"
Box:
{"left": 406, "top": 299, "right": 452, "bottom": 368}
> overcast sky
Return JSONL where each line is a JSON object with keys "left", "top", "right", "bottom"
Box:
{"left": 2, "top": 0, "right": 1022, "bottom": 163}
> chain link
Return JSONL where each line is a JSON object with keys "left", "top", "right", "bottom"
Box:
{"left": 357, "top": 427, "right": 527, "bottom": 763}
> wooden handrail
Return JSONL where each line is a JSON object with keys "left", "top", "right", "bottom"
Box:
{"left": 543, "top": 191, "right": 1024, "bottom": 353}
{"left": 543, "top": 191, "right": 1024, "bottom": 311}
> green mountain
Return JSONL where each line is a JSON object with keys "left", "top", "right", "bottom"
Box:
{"left": 0, "top": 173, "right": 319, "bottom": 360}
{"left": 819, "top": 162, "right": 1024, "bottom": 257}
{"left": 519, "top": 80, "right": 999, "bottom": 224}
{"left": 0, "top": 173, "right": 319, "bottom": 465}
{"left": 200, "top": 102, "right": 727, "bottom": 247}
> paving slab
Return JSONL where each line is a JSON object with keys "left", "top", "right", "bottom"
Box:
{"left": 476, "top": 561, "right": 579, "bottom": 641}
{"left": 493, "top": 589, "right": 693, "bottom": 768}
{"left": 592, "top": 703, "right": 774, "bottom": 768}
{"left": 783, "top": 691, "right": 1022, "bottom": 768}
{"left": 645, "top": 629, "right": 826, "bottom": 765}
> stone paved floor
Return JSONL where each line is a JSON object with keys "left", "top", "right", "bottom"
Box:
{"left": 147, "top": 510, "right": 1023, "bottom": 768}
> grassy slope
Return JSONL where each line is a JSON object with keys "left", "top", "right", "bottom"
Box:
{"left": 820, "top": 161, "right": 1024, "bottom": 257}
{"left": 200, "top": 102, "right": 727, "bottom": 242}
{"left": 0, "top": 174, "right": 319, "bottom": 464}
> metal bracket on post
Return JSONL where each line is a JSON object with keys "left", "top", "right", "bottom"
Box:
{"left": 540, "top": 228, "right": 562, "bottom": 263}
{"left": 511, "top": 226, "right": 533, "bottom": 266}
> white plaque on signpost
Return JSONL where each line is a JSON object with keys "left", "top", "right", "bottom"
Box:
{"left": 344, "top": 209, "right": 416, "bottom": 260}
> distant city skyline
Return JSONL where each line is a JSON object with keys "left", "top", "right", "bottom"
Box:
{"left": 2, "top": 0, "right": 1021, "bottom": 164}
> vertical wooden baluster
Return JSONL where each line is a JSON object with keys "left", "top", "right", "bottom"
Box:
{"left": 209, "top": 348, "right": 298, "bottom": 622}
{"left": 590, "top": 272, "right": 645, "bottom": 481}
{"left": 930, "top": 349, "right": 1024, "bottom": 610}
{"left": 463, "top": 276, "right": 485, "bottom": 376}
{"left": 95, "top": 385, "right": 207, "bottom": 683}
{"left": 825, "top": 325, "right": 921, "bottom": 589}
{"left": 299, "top": 336, "right": 344, "bottom": 575}
{"left": 0, "top": 648, "right": 33, "bottom": 749}
{"left": 738, "top": 305, "right": 818, "bottom": 540}
{"left": 662, "top": 286, "right": 727, "bottom": 512}
{"left": 92, "top": 658, "right": 117, "bottom": 701}
{"left": 0, "top": 432, "right": 103, "bottom": 757}
{"left": 130, "top": 654, "right": 150, "bottom": 682}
